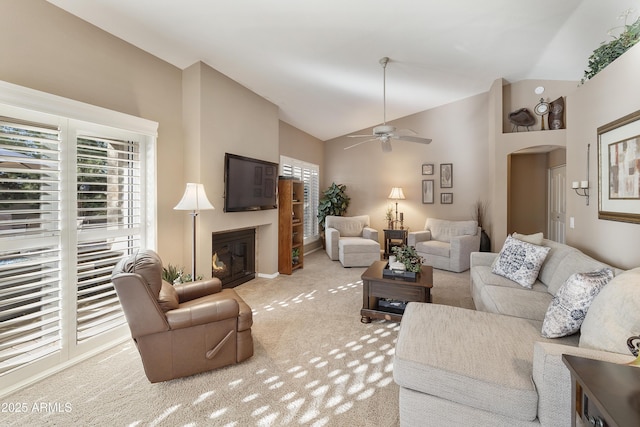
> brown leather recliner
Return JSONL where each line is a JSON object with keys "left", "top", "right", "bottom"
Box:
{"left": 111, "top": 249, "right": 253, "bottom": 382}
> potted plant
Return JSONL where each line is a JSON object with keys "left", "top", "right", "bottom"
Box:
{"left": 385, "top": 206, "right": 394, "bottom": 229}
{"left": 317, "top": 183, "right": 350, "bottom": 247}
{"left": 385, "top": 245, "right": 423, "bottom": 281}
{"left": 582, "top": 10, "right": 640, "bottom": 83}
{"left": 292, "top": 248, "right": 300, "bottom": 265}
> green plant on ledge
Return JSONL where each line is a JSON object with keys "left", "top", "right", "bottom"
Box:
{"left": 582, "top": 9, "right": 640, "bottom": 84}
{"left": 391, "top": 245, "right": 423, "bottom": 273}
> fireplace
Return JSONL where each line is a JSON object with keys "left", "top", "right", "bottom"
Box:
{"left": 212, "top": 228, "right": 256, "bottom": 288}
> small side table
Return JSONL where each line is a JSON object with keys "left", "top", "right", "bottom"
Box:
{"left": 562, "top": 354, "right": 640, "bottom": 427}
{"left": 383, "top": 228, "right": 408, "bottom": 259}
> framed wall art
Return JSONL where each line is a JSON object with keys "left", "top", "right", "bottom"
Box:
{"left": 598, "top": 109, "right": 640, "bottom": 223}
{"left": 440, "top": 163, "right": 453, "bottom": 188}
{"left": 422, "top": 163, "right": 434, "bottom": 175}
{"left": 422, "top": 180, "right": 434, "bottom": 204}
{"left": 441, "top": 193, "right": 453, "bottom": 204}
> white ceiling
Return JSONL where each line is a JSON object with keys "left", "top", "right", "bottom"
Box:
{"left": 47, "top": 0, "right": 637, "bottom": 141}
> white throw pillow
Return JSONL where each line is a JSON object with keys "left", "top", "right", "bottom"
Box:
{"left": 580, "top": 267, "right": 640, "bottom": 355}
{"left": 541, "top": 268, "right": 613, "bottom": 338}
{"left": 492, "top": 235, "right": 550, "bottom": 288}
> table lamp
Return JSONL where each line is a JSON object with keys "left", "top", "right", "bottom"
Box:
{"left": 388, "top": 187, "right": 405, "bottom": 229}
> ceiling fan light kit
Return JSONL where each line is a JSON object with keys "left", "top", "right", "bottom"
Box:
{"left": 345, "top": 57, "right": 432, "bottom": 152}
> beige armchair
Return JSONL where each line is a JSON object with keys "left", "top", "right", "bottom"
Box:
{"left": 325, "top": 215, "right": 380, "bottom": 267}
{"left": 408, "top": 218, "right": 480, "bottom": 272}
{"left": 111, "top": 250, "right": 253, "bottom": 382}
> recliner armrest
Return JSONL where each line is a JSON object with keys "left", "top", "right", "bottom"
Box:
{"left": 362, "top": 227, "right": 378, "bottom": 242}
{"left": 165, "top": 298, "right": 240, "bottom": 329}
{"left": 174, "top": 278, "right": 222, "bottom": 302}
{"left": 408, "top": 230, "right": 431, "bottom": 246}
{"left": 325, "top": 227, "right": 340, "bottom": 260}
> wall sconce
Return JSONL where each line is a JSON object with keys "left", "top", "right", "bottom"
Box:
{"left": 572, "top": 180, "right": 589, "bottom": 205}
{"left": 572, "top": 144, "right": 590, "bottom": 206}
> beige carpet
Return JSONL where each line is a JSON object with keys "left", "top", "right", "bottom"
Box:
{"left": 5, "top": 251, "right": 473, "bottom": 426}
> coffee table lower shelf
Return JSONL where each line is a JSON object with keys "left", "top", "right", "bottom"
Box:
{"left": 360, "top": 261, "right": 433, "bottom": 323}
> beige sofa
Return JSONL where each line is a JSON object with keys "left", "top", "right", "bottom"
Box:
{"left": 394, "top": 239, "right": 638, "bottom": 426}
{"left": 325, "top": 215, "right": 380, "bottom": 267}
{"left": 408, "top": 218, "right": 480, "bottom": 272}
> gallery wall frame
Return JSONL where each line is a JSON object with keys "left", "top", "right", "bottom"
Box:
{"left": 440, "top": 163, "right": 453, "bottom": 188}
{"left": 422, "top": 163, "right": 434, "bottom": 175}
{"left": 441, "top": 193, "right": 453, "bottom": 204}
{"left": 597, "top": 109, "right": 640, "bottom": 224}
{"left": 422, "top": 180, "right": 434, "bottom": 204}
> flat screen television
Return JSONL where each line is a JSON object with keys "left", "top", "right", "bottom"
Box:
{"left": 224, "top": 153, "right": 279, "bottom": 212}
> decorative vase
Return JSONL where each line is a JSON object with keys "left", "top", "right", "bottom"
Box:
{"left": 480, "top": 229, "right": 491, "bottom": 252}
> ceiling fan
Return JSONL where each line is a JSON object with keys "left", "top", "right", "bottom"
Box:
{"left": 345, "top": 57, "right": 432, "bottom": 153}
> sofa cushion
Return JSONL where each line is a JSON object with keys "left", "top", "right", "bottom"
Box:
{"left": 512, "top": 231, "right": 544, "bottom": 245}
{"left": 333, "top": 219, "right": 363, "bottom": 237}
{"left": 394, "top": 303, "right": 578, "bottom": 422}
{"left": 426, "top": 218, "right": 477, "bottom": 243}
{"left": 338, "top": 237, "right": 379, "bottom": 253}
{"left": 492, "top": 235, "right": 550, "bottom": 288}
{"left": 544, "top": 250, "right": 613, "bottom": 296}
{"left": 415, "top": 240, "right": 450, "bottom": 258}
{"left": 541, "top": 268, "right": 614, "bottom": 338}
{"left": 579, "top": 267, "right": 640, "bottom": 354}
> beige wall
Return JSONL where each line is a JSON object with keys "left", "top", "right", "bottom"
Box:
{"left": 565, "top": 42, "right": 640, "bottom": 269}
{"left": 0, "top": 0, "right": 185, "bottom": 263}
{"left": 324, "top": 93, "right": 491, "bottom": 237}
{"left": 279, "top": 121, "right": 324, "bottom": 168}
{"left": 183, "top": 62, "right": 281, "bottom": 277}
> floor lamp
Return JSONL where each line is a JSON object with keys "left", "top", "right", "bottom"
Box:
{"left": 174, "top": 183, "right": 215, "bottom": 280}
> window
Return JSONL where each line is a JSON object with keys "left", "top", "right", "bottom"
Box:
{"left": 0, "top": 82, "right": 157, "bottom": 393}
{"left": 280, "top": 156, "right": 319, "bottom": 242}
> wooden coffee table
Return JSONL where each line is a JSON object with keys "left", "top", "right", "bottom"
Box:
{"left": 360, "top": 261, "right": 433, "bottom": 323}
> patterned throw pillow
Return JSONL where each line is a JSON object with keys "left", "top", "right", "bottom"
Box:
{"left": 541, "top": 268, "right": 614, "bottom": 338}
{"left": 492, "top": 235, "right": 550, "bottom": 288}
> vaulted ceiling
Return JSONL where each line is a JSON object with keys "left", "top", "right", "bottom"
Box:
{"left": 48, "top": 0, "right": 636, "bottom": 140}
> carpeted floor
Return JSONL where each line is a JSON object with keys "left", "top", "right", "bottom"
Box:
{"left": 5, "top": 251, "right": 473, "bottom": 426}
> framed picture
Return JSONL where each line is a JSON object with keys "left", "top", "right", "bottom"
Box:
{"left": 441, "top": 193, "right": 453, "bottom": 204}
{"left": 422, "top": 163, "right": 434, "bottom": 175}
{"left": 598, "top": 109, "right": 640, "bottom": 223}
{"left": 422, "top": 180, "right": 434, "bottom": 204}
{"left": 440, "top": 163, "right": 453, "bottom": 188}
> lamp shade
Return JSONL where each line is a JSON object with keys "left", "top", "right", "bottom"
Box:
{"left": 388, "top": 187, "right": 405, "bottom": 200}
{"left": 174, "top": 183, "right": 215, "bottom": 211}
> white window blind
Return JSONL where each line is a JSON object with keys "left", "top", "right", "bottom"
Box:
{"left": 0, "top": 81, "right": 156, "bottom": 394}
{"left": 0, "top": 116, "right": 62, "bottom": 376}
{"left": 280, "top": 156, "right": 319, "bottom": 242}
{"left": 75, "top": 135, "right": 142, "bottom": 343}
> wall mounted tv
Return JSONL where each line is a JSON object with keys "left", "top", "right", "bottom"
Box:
{"left": 224, "top": 153, "right": 279, "bottom": 212}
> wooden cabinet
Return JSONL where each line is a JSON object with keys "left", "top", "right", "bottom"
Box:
{"left": 278, "top": 178, "right": 304, "bottom": 274}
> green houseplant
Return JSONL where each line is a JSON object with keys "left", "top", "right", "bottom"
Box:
{"left": 391, "top": 245, "right": 423, "bottom": 273}
{"left": 582, "top": 10, "right": 640, "bottom": 83}
{"left": 317, "top": 182, "right": 350, "bottom": 230}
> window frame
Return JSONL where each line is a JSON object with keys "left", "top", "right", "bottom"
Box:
{"left": 0, "top": 80, "right": 157, "bottom": 395}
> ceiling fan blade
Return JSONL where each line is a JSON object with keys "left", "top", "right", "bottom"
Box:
{"left": 381, "top": 140, "right": 392, "bottom": 153}
{"left": 347, "top": 134, "right": 373, "bottom": 138}
{"left": 344, "top": 138, "right": 377, "bottom": 150}
{"left": 395, "top": 135, "right": 432, "bottom": 144}
{"left": 396, "top": 128, "right": 418, "bottom": 136}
